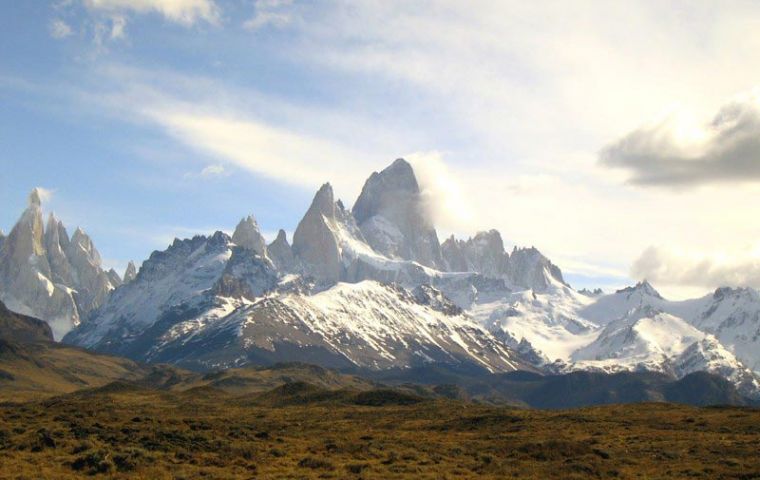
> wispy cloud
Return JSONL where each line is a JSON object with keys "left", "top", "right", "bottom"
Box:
{"left": 83, "top": 0, "right": 220, "bottom": 26}
{"left": 244, "top": 0, "right": 293, "bottom": 30}
{"left": 199, "top": 164, "right": 226, "bottom": 177}
{"left": 49, "top": 19, "right": 73, "bottom": 39}
{"left": 79, "top": 65, "right": 394, "bottom": 200}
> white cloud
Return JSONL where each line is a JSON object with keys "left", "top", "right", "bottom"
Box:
{"left": 244, "top": 0, "right": 292, "bottom": 30}
{"left": 81, "top": 65, "right": 401, "bottom": 200}
{"left": 49, "top": 19, "right": 73, "bottom": 39}
{"left": 631, "top": 245, "right": 760, "bottom": 292}
{"left": 34, "top": 186, "right": 55, "bottom": 204}
{"left": 144, "top": 108, "right": 371, "bottom": 193}
{"left": 406, "top": 151, "right": 475, "bottom": 233}
{"left": 601, "top": 88, "right": 760, "bottom": 186}
{"left": 199, "top": 164, "right": 226, "bottom": 177}
{"left": 83, "top": 0, "right": 220, "bottom": 26}
{"left": 110, "top": 15, "right": 127, "bottom": 39}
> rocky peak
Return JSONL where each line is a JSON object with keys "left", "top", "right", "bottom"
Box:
{"left": 232, "top": 215, "right": 267, "bottom": 256}
{"left": 0, "top": 190, "right": 111, "bottom": 339}
{"left": 617, "top": 280, "right": 663, "bottom": 300}
{"left": 8, "top": 189, "right": 47, "bottom": 259}
{"left": 352, "top": 158, "right": 443, "bottom": 268}
{"left": 268, "top": 229, "right": 296, "bottom": 272}
{"left": 579, "top": 287, "right": 604, "bottom": 297}
{"left": 441, "top": 229, "right": 509, "bottom": 277}
{"left": 712, "top": 286, "right": 758, "bottom": 302}
{"left": 123, "top": 261, "right": 137, "bottom": 283}
{"left": 274, "top": 229, "right": 288, "bottom": 244}
{"left": 67, "top": 227, "right": 102, "bottom": 268}
{"left": 307, "top": 183, "right": 336, "bottom": 219}
{"left": 28, "top": 188, "right": 42, "bottom": 207}
{"left": 44, "top": 213, "right": 75, "bottom": 286}
{"left": 141, "top": 233, "right": 232, "bottom": 283}
{"left": 292, "top": 183, "right": 342, "bottom": 283}
{"left": 472, "top": 229, "right": 505, "bottom": 253}
{"left": 506, "top": 246, "right": 566, "bottom": 291}
{"left": 214, "top": 247, "right": 278, "bottom": 300}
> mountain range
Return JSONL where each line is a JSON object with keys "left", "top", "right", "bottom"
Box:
{"left": 1, "top": 158, "right": 759, "bottom": 399}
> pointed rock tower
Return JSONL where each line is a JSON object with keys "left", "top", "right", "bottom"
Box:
{"left": 267, "top": 229, "right": 296, "bottom": 272}
{"left": 0, "top": 189, "right": 116, "bottom": 339}
{"left": 292, "top": 183, "right": 343, "bottom": 283}
{"left": 232, "top": 215, "right": 268, "bottom": 257}
{"left": 123, "top": 260, "right": 137, "bottom": 283}
{"left": 352, "top": 158, "right": 444, "bottom": 269}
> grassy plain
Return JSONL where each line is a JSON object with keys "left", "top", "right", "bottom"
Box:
{"left": 0, "top": 382, "right": 758, "bottom": 479}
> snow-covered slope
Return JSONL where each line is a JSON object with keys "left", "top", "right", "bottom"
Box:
{"left": 481, "top": 280, "right": 760, "bottom": 396}
{"left": 65, "top": 232, "right": 234, "bottom": 349}
{"left": 470, "top": 282, "right": 597, "bottom": 363}
{"left": 137, "top": 281, "right": 522, "bottom": 372}
{"left": 568, "top": 305, "right": 759, "bottom": 397}
{"left": 669, "top": 287, "right": 760, "bottom": 374}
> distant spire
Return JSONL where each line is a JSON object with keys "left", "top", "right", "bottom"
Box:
{"left": 28, "top": 188, "right": 42, "bottom": 207}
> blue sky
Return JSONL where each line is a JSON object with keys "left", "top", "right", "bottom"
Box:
{"left": 4, "top": 1, "right": 760, "bottom": 298}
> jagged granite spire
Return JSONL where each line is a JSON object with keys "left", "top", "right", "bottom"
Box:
{"left": 507, "top": 246, "right": 566, "bottom": 291}
{"left": 0, "top": 189, "right": 76, "bottom": 338}
{"left": 441, "top": 229, "right": 509, "bottom": 277}
{"left": 267, "top": 229, "right": 296, "bottom": 272}
{"left": 0, "top": 190, "right": 118, "bottom": 339}
{"left": 28, "top": 188, "right": 42, "bottom": 207}
{"left": 352, "top": 158, "right": 444, "bottom": 269}
{"left": 44, "top": 213, "right": 74, "bottom": 286}
{"left": 292, "top": 183, "right": 342, "bottom": 283}
{"left": 123, "top": 261, "right": 137, "bottom": 283}
{"left": 232, "top": 215, "right": 268, "bottom": 256}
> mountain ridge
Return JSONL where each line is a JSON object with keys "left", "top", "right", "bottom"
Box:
{"left": 2, "top": 160, "right": 759, "bottom": 398}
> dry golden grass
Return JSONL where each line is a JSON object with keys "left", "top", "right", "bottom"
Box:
{"left": 0, "top": 385, "right": 759, "bottom": 479}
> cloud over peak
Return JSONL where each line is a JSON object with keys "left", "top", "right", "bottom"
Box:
{"left": 601, "top": 88, "right": 760, "bottom": 187}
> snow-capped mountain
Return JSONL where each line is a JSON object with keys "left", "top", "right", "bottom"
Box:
{"left": 0, "top": 189, "right": 119, "bottom": 339}
{"left": 568, "top": 305, "right": 759, "bottom": 397}
{"left": 63, "top": 159, "right": 562, "bottom": 373}
{"left": 65, "top": 221, "right": 525, "bottom": 372}
{"left": 485, "top": 280, "right": 760, "bottom": 396}
{"left": 31, "top": 157, "right": 758, "bottom": 397}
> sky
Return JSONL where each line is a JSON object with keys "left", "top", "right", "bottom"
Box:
{"left": 3, "top": 0, "right": 760, "bottom": 299}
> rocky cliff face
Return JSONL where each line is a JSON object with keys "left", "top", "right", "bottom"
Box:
{"left": 232, "top": 215, "right": 268, "bottom": 257}
{"left": 353, "top": 159, "right": 444, "bottom": 269}
{"left": 442, "top": 230, "right": 509, "bottom": 277}
{"left": 292, "top": 183, "right": 345, "bottom": 284}
{"left": 267, "top": 229, "right": 297, "bottom": 272}
{"left": 0, "top": 189, "right": 117, "bottom": 339}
